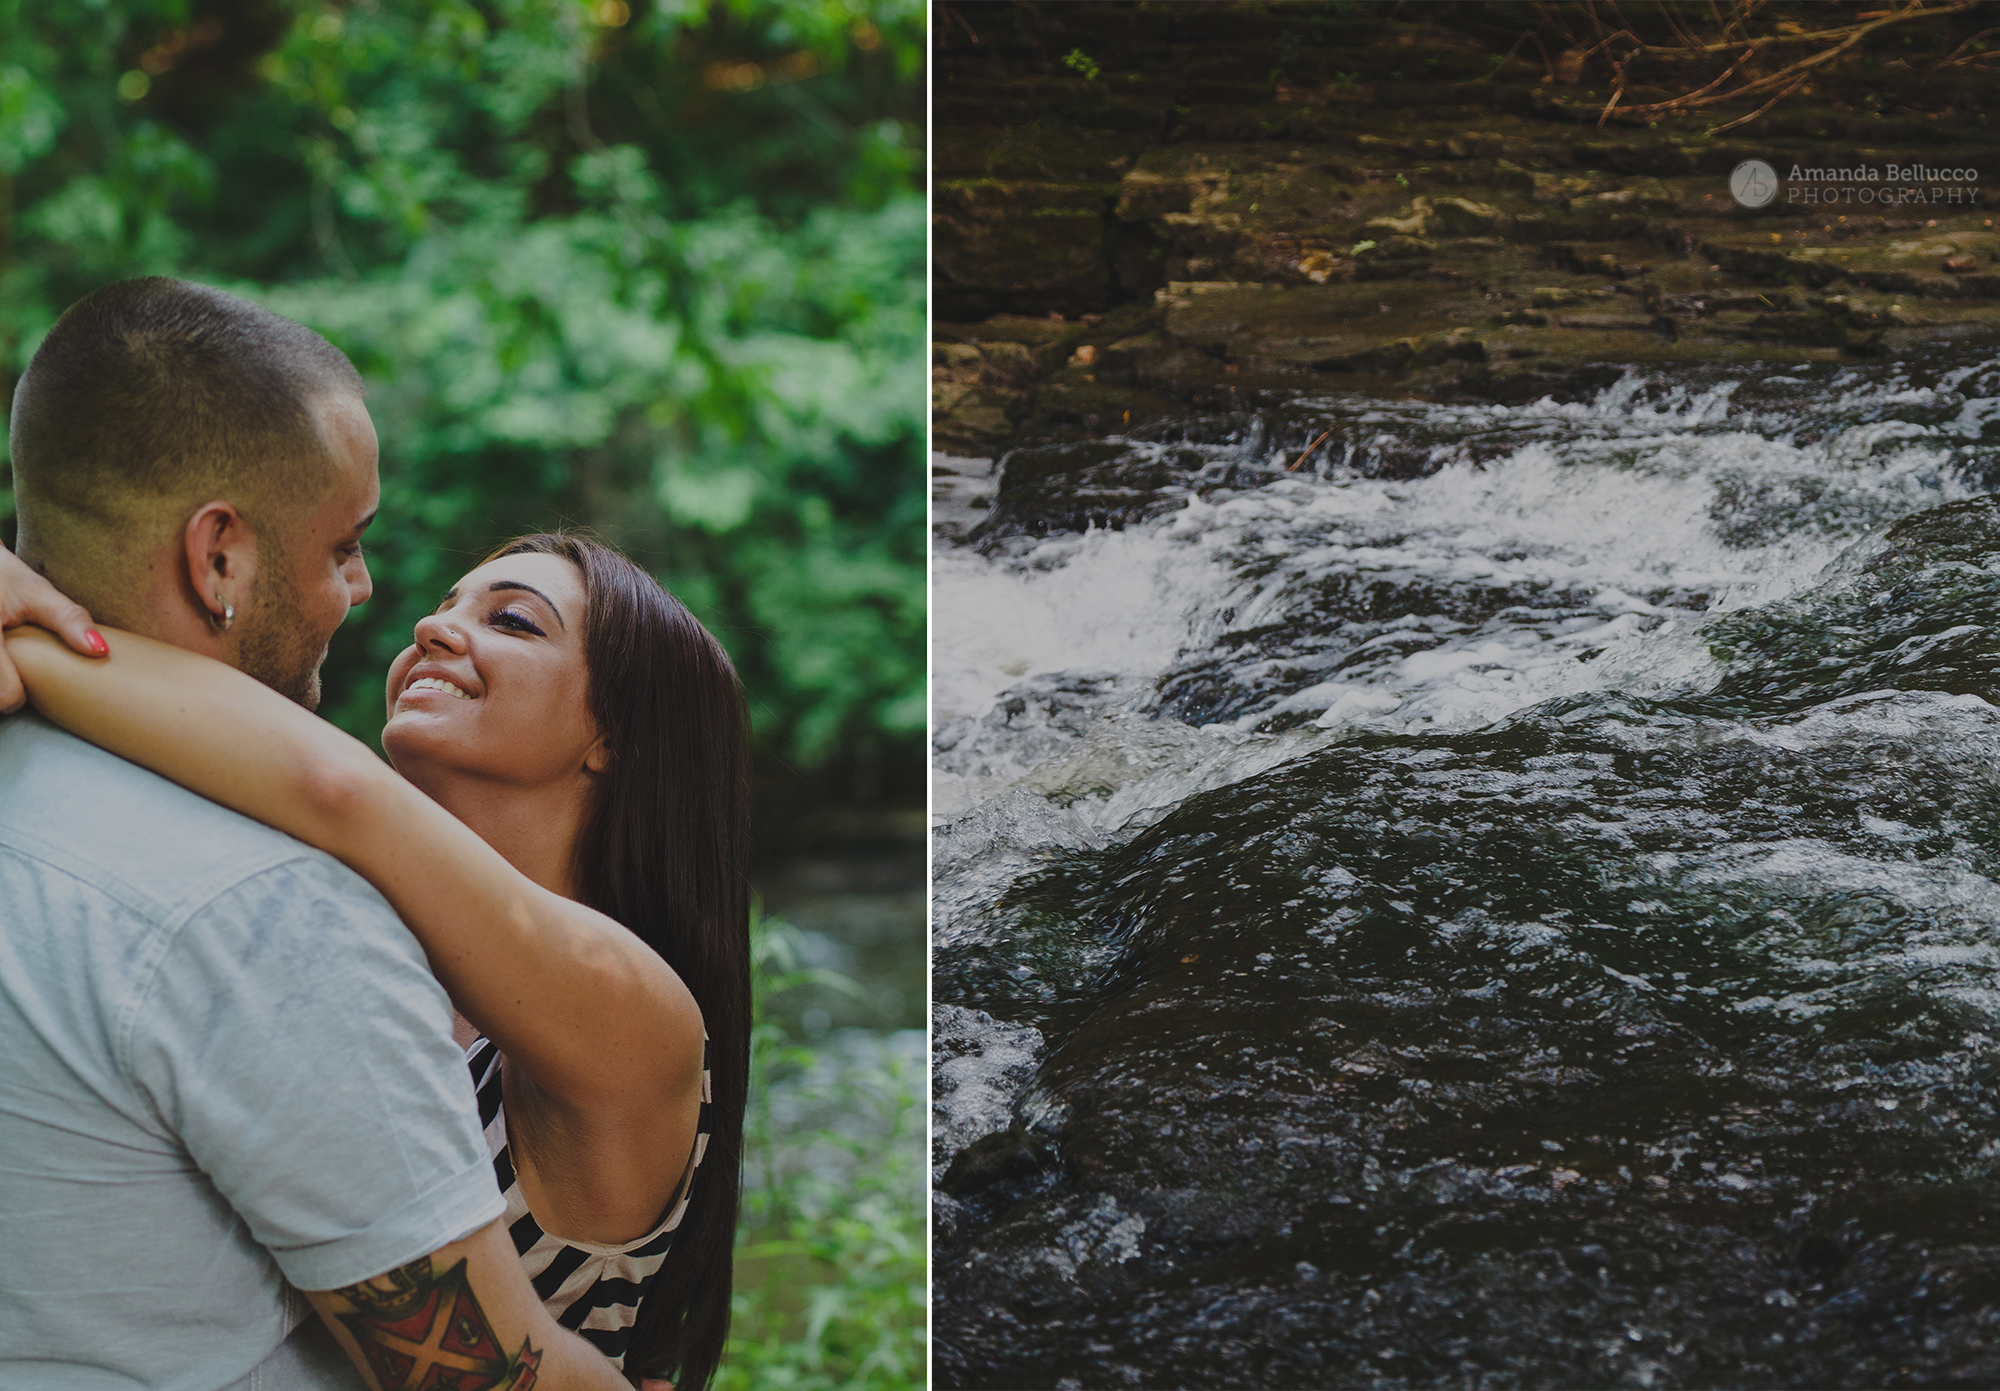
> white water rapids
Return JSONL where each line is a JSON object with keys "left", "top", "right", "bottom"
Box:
{"left": 936, "top": 370, "right": 1995, "bottom": 816}
{"left": 932, "top": 358, "right": 2000, "bottom": 1180}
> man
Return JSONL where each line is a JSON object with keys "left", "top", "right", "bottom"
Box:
{"left": 0, "top": 279, "right": 629, "bottom": 1390}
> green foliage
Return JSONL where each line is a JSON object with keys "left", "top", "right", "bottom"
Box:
{"left": 0, "top": 0, "right": 924, "bottom": 783}
{"left": 729, "top": 912, "right": 924, "bottom": 1390}
{"left": 1062, "top": 47, "right": 1098, "bottom": 81}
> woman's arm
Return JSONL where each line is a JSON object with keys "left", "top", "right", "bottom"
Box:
{"left": 0, "top": 546, "right": 111, "bottom": 712}
{"left": 6, "top": 624, "right": 704, "bottom": 1242}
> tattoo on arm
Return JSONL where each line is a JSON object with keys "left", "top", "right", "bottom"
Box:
{"left": 333, "top": 1255, "right": 542, "bottom": 1391}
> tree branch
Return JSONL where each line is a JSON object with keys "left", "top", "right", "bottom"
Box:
{"left": 1603, "top": 0, "right": 1977, "bottom": 123}
{"left": 1940, "top": 21, "right": 2000, "bottom": 63}
{"left": 1705, "top": 68, "right": 1812, "bottom": 133}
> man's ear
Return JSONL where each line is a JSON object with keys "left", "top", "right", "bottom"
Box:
{"left": 182, "top": 501, "right": 258, "bottom": 631}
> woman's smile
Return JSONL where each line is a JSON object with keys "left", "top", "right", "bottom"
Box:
{"left": 401, "top": 674, "right": 474, "bottom": 700}
{"left": 382, "top": 551, "right": 603, "bottom": 794}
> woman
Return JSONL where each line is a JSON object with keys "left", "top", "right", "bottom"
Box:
{"left": 4, "top": 532, "right": 748, "bottom": 1389}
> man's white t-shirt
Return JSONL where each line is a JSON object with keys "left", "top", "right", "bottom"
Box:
{"left": 0, "top": 714, "right": 505, "bottom": 1388}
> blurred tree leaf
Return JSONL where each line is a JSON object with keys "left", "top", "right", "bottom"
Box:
{"left": 0, "top": 0, "right": 924, "bottom": 790}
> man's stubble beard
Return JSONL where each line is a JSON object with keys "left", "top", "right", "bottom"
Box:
{"left": 235, "top": 546, "right": 329, "bottom": 711}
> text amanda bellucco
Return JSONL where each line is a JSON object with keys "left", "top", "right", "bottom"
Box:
{"left": 1787, "top": 163, "right": 1981, "bottom": 206}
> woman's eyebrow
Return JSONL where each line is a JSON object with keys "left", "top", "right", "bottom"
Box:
{"left": 487, "top": 580, "right": 565, "bottom": 628}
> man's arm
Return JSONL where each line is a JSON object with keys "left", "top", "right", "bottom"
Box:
{"left": 306, "top": 1218, "right": 629, "bottom": 1391}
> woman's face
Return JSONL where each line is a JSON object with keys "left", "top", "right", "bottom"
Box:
{"left": 382, "top": 552, "right": 606, "bottom": 789}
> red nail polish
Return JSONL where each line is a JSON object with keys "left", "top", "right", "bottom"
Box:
{"left": 85, "top": 630, "right": 109, "bottom": 657}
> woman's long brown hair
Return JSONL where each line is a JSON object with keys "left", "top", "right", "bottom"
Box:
{"left": 486, "top": 532, "right": 750, "bottom": 1390}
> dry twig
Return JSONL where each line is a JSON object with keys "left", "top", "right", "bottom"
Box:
{"left": 1523, "top": 0, "right": 1979, "bottom": 129}
{"left": 1287, "top": 426, "right": 1337, "bottom": 474}
{"left": 1940, "top": 21, "right": 2000, "bottom": 62}
{"left": 1611, "top": 1, "right": 1976, "bottom": 123}
{"left": 1705, "top": 68, "right": 1813, "bottom": 132}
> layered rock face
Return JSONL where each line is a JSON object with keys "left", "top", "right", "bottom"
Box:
{"left": 933, "top": 2, "right": 2000, "bottom": 453}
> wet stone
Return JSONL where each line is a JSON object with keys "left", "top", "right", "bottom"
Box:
{"left": 975, "top": 441, "right": 1211, "bottom": 544}
{"left": 936, "top": 350, "right": 2000, "bottom": 1389}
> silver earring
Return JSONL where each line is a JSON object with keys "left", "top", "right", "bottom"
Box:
{"left": 211, "top": 594, "right": 234, "bottom": 632}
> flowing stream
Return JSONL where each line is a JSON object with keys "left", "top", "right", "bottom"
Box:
{"left": 933, "top": 352, "right": 2000, "bottom": 1389}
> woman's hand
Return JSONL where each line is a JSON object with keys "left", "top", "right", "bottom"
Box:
{"left": 0, "top": 548, "right": 106, "bottom": 712}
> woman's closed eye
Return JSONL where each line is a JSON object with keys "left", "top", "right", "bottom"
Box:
{"left": 489, "top": 607, "right": 547, "bottom": 637}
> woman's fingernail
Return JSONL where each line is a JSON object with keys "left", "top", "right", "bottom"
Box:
{"left": 85, "top": 630, "right": 109, "bottom": 656}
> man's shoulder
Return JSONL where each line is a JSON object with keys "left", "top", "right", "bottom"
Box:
{"left": 0, "top": 713, "right": 379, "bottom": 921}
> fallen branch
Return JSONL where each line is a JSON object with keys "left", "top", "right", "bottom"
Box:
{"left": 1705, "top": 67, "right": 1812, "bottom": 133}
{"left": 1648, "top": 43, "right": 1756, "bottom": 108}
{"left": 1615, "top": 0, "right": 1957, "bottom": 57}
{"left": 1519, "top": 0, "right": 1979, "bottom": 128}
{"left": 1287, "top": 425, "right": 1337, "bottom": 473}
{"left": 1606, "top": 0, "right": 1977, "bottom": 123}
{"left": 1597, "top": 82, "right": 1626, "bottom": 126}
{"left": 1939, "top": 22, "right": 2000, "bottom": 62}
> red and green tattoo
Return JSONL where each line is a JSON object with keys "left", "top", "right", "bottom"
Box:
{"left": 333, "top": 1256, "right": 542, "bottom": 1391}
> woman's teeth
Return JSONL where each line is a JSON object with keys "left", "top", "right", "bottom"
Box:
{"left": 408, "top": 677, "right": 471, "bottom": 699}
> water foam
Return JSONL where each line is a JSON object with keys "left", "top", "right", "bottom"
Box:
{"left": 935, "top": 363, "right": 1997, "bottom": 831}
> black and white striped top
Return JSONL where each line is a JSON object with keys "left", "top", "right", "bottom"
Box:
{"left": 466, "top": 1036, "right": 712, "bottom": 1368}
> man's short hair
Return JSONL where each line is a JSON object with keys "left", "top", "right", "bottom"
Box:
{"left": 8, "top": 277, "right": 363, "bottom": 537}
